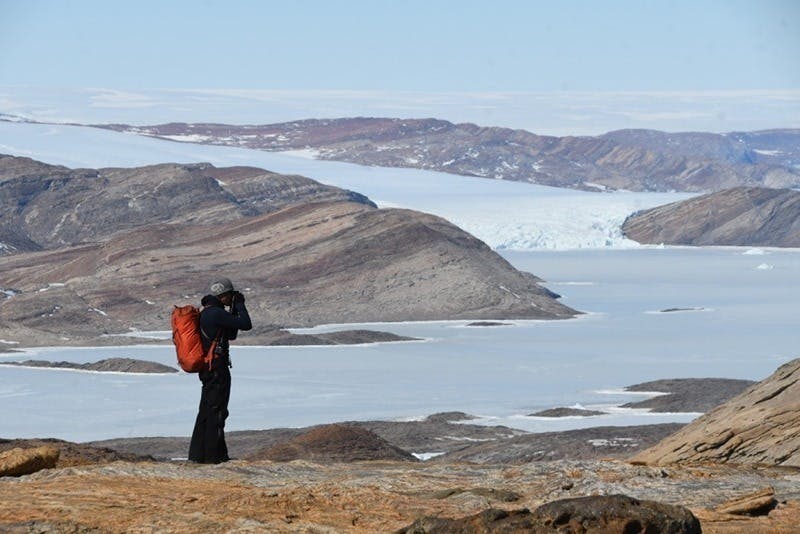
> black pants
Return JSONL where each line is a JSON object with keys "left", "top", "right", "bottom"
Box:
{"left": 188, "top": 365, "right": 231, "bottom": 463}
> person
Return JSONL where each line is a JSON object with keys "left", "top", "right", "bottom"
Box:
{"left": 188, "top": 277, "right": 252, "bottom": 463}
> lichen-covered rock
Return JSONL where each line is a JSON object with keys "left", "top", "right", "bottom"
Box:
{"left": 0, "top": 446, "right": 59, "bottom": 477}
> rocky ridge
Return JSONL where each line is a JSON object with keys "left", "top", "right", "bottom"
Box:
{"left": 622, "top": 186, "right": 800, "bottom": 247}
{"left": 0, "top": 357, "right": 178, "bottom": 373}
{"left": 93, "top": 118, "right": 800, "bottom": 192}
{"left": 622, "top": 378, "right": 756, "bottom": 413}
{"left": 632, "top": 358, "right": 800, "bottom": 466}
{"left": 0, "top": 155, "right": 577, "bottom": 345}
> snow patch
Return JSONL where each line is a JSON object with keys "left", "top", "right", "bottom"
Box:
{"left": 756, "top": 263, "right": 774, "bottom": 270}
{"left": 743, "top": 248, "right": 767, "bottom": 255}
{"left": 753, "top": 149, "right": 783, "bottom": 156}
{"left": 412, "top": 452, "right": 446, "bottom": 461}
{"left": 38, "top": 283, "right": 66, "bottom": 293}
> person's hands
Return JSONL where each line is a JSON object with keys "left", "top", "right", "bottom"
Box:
{"left": 232, "top": 290, "right": 245, "bottom": 303}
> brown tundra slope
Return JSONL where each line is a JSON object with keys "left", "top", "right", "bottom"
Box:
{"left": 0, "top": 155, "right": 576, "bottom": 346}
{"left": 622, "top": 186, "right": 800, "bottom": 247}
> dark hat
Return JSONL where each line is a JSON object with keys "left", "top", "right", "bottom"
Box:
{"left": 209, "top": 277, "right": 234, "bottom": 296}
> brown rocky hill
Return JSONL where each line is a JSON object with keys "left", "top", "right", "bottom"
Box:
{"left": 631, "top": 358, "right": 800, "bottom": 467}
{"left": 0, "top": 153, "right": 373, "bottom": 254}
{"left": 0, "top": 156, "right": 576, "bottom": 345}
{"left": 95, "top": 118, "right": 800, "bottom": 192}
{"left": 622, "top": 187, "right": 800, "bottom": 247}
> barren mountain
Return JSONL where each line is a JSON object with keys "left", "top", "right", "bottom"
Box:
{"left": 622, "top": 187, "right": 800, "bottom": 247}
{"left": 631, "top": 358, "right": 800, "bottom": 467}
{"left": 0, "top": 155, "right": 576, "bottom": 345}
{"left": 93, "top": 118, "right": 800, "bottom": 192}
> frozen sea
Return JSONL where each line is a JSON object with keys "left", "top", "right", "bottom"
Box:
{"left": 0, "top": 120, "right": 797, "bottom": 442}
{"left": 2, "top": 247, "right": 797, "bottom": 442}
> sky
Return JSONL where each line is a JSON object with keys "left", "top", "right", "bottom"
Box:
{"left": 0, "top": 0, "right": 799, "bottom": 133}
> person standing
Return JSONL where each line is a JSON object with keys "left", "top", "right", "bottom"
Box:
{"left": 188, "top": 277, "right": 252, "bottom": 463}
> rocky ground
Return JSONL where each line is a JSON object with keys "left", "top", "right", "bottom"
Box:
{"left": 1, "top": 455, "right": 799, "bottom": 532}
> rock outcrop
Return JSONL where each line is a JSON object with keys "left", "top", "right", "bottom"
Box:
{"left": 95, "top": 119, "right": 800, "bottom": 192}
{"left": 246, "top": 424, "right": 418, "bottom": 463}
{"left": 0, "top": 358, "right": 178, "bottom": 373}
{"left": 631, "top": 358, "right": 800, "bottom": 466}
{"left": 397, "top": 495, "right": 702, "bottom": 533}
{"left": 0, "top": 438, "right": 150, "bottom": 467}
{"left": 622, "top": 378, "right": 756, "bottom": 413}
{"left": 0, "top": 155, "right": 577, "bottom": 345}
{"left": 0, "top": 446, "right": 59, "bottom": 477}
{"left": 622, "top": 186, "right": 800, "bottom": 247}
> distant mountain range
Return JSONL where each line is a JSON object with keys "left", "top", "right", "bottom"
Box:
{"left": 0, "top": 155, "right": 577, "bottom": 345}
{"left": 85, "top": 117, "right": 800, "bottom": 192}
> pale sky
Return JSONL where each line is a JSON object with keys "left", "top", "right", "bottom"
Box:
{"left": 2, "top": 0, "right": 798, "bottom": 91}
{"left": 0, "top": 1, "right": 798, "bottom": 133}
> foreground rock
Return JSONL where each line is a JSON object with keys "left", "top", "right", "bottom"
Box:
{"left": 0, "top": 155, "right": 577, "bottom": 345}
{"left": 622, "top": 186, "right": 800, "bottom": 247}
{"left": 1, "top": 458, "right": 798, "bottom": 532}
{"left": 0, "top": 357, "right": 177, "bottom": 373}
{"left": 631, "top": 358, "right": 800, "bottom": 466}
{"left": 622, "top": 378, "right": 755, "bottom": 413}
{"left": 0, "top": 446, "right": 59, "bottom": 477}
{"left": 247, "top": 424, "right": 419, "bottom": 463}
{"left": 398, "top": 495, "right": 701, "bottom": 533}
{"left": 0, "top": 438, "right": 152, "bottom": 467}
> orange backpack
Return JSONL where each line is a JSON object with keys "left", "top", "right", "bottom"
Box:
{"left": 171, "top": 305, "right": 219, "bottom": 373}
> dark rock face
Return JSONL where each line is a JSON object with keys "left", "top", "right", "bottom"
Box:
{"left": 622, "top": 186, "right": 800, "bottom": 247}
{"left": 246, "top": 424, "right": 418, "bottom": 463}
{"left": 622, "top": 378, "right": 755, "bottom": 413}
{"left": 0, "top": 155, "right": 577, "bottom": 345}
{"left": 396, "top": 495, "right": 701, "bottom": 533}
{"left": 96, "top": 119, "right": 800, "bottom": 192}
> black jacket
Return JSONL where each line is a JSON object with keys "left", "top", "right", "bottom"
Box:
{"left": 199, "top": 295, "right": 252, "bottom": 364}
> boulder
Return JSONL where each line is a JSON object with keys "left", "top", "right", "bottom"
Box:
{"left": 0, "top": 446, "right": 59, "bottom": 477}
{"left": 531, "top": 494, "right": 701, "bottom": 533}
{"left": 396, "top": 494, "right": 701, "bottom": 533}
{"left": 246, "top": 424, "right": 418, "bottom": 463}
{"left": 714, "top": 487, "right": 777, "bottom": 516}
